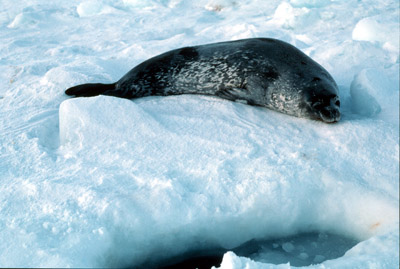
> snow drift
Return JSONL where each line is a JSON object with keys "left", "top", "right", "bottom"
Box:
{"left": 0, "top": 0, "right": 398, "bottom": 268}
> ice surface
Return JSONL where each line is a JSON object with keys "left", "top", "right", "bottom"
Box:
{"left": 350, "top": 68, "right": 398, "bottom": 118}
{"left": 352, "top": 16, "right": 399, "bottom": 53}
{"left": 56, "top": 94, "right": 399, "bottom": 268}
{"left": 218, "top": 230, "right": 399, "bottom": 268}
{"left": 77, "top": 1, "right": 111, "bottom": 17}
{"left": 289, "top": 0, "right": 331, "bottom": 8}
{"left": 0, "top": 0, "right": 399, "bottom": 268}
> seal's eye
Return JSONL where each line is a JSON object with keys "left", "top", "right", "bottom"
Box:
{"left": 312, "top": 101, "right": 323, "bottom": 110}
{"left": 335, "top": 100, "right": 340, "bottom": 107}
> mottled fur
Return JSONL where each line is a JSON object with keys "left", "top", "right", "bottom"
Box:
{"left": 65, "top": 38, "right": 340, "bottom": 122}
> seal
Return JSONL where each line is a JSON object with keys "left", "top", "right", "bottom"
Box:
{"left": 65, "top": 38, "right": 340, "bottom": 123}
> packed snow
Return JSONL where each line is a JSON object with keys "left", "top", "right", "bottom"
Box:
{"left": 0, "top": 0, "right": 398, "bottom": 268}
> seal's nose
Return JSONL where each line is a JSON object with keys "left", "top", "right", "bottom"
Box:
{"left": 331, "top": 108, "right": 341, "bottom": 122}
{"left": 320, "top": 106, "right": 340, "bottom": 123}
{"left": 331, "top": 98, "right": 341, "bottom": 122}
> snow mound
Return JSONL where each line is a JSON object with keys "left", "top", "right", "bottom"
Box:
{"left": 350, "top": 70, "right": 382, "bottom": 117}
{"left": 8, "top": 13, "right": 31, "bottom": 28}
{"left": 57, "top": 95, "right": 399, "bottom": 267}
{"left": 352, "top": 16, "right": 399, "bottom": 52}
{"left": 350, "top": 68, "right": 399, "bottom": 120}
{"left": 7, "top": 9, "right": 42, "bottom": 28}
{"left": 76, "top": 0, "right": 114, "bottom": 17}
{"left": 271, "top": 3, "right": 312, "bottom": 29}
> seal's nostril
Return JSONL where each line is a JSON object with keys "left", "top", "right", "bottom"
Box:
{"left": 335, "top": 100, "right": 340, "bottom": 107}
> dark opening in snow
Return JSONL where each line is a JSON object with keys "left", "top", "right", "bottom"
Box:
{"left": 231, "top": 232, "right": 359, "bottom": 267}
{"left": 140, "top": 232, "right": 359, "bottom": 269}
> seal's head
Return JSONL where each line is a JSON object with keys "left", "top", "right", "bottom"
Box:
{"left": 303, "top": 77, "right": 341, "bottom": 123}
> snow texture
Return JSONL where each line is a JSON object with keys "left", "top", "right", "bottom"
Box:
{"left": 0, "top": 0, "right": 399, "bottom": 268}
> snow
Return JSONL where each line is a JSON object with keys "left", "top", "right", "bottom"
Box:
{"left": 352, "top": 16, "right": 399, "bottom": 52}
{"left": 350, "top": 68, "right": 399, "bottom": 118}
{"left": 0, "top": 0, "right": 399, "bottom": 268}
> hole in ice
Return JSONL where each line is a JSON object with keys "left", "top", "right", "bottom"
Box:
{"left": 233, "top": 232, "right": 359, "bottom": 267}
{"left": 145, "top": 232, "right": 359, "bottom": 268}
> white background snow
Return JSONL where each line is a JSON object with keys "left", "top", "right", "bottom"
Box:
{"left": 0, "top": 0, "right": 399, "bottom": 268}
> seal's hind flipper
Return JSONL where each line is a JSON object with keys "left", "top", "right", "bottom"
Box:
{"left": 65, "top": 83, "right": 116, "bottom": 97}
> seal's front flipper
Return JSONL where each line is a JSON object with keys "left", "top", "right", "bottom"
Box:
{"left": 216, "top": 87, "right": 256, "bottom": 105}
{"left": 65, "top": 83, "right": 116, "bottom": 97}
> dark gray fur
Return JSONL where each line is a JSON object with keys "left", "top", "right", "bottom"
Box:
{"left": 65, "top": 38, "right": 340, "bottom": 122}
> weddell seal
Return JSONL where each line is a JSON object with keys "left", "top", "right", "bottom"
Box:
{"left": 65, "top": 38, "right": 340, "bottom": 123}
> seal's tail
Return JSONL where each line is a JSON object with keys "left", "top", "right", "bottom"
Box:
{"left": 65, "top": 83, "right": 116, "bottom": 97}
